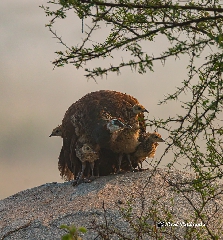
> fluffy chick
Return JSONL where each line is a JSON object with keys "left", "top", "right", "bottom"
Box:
{"left": 75, "top": 143, "right": 99, "bottom": 185}
{"left": 49, "top": 125, "right": 75, "bottom": 180}
{"left": 109, "top": 104, "right": 148, "bottom": 173}
{"left": 49, "top": 125, "right": 62, "bottom": 137}
{"left": 131, "top": 132, "right": 165, "bottom": 170}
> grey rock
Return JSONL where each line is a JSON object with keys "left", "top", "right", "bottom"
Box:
{"left": 0, "top": 169, "right": 223, "bottom": 240}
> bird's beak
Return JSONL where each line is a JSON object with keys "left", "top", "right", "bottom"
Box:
{"left": 143, "top": 109, "right": 149, "bottom": 113}
{"left": 49, "top": 134, "right": 52, "bottom": 137}
{"left": 125, "top": 124, "right": 132, "bottom": 129}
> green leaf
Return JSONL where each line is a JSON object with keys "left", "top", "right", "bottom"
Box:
{"left": 78, "top": 227, "right": 87, "bottom": 233}
{"left": 60, "top": 225, "right": 70, "bottom": 230}
{"left": 61, "top": 234, "right": 72, "bottom": 240}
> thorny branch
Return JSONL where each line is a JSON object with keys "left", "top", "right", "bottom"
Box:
{"left": 41, "top": 1, "right": 223, "bottom": 238}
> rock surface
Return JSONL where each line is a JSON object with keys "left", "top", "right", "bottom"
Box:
{"left": 0, "top": 169, "right": 223, "bottom": 239}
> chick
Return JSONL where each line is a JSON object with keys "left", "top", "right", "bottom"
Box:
{"left": 49, "top": 125, "right": 62, "bottom": 137}
{"left": 131, "top": 132, "right": 165, "bottom": 170}
{"left": 109, "top": 104, "right": 149, "bottom": 173}
{"left": 59, "top": 90, "right": 148, "bottom": 180}
{"left": 75, "top": 143, "right": 99, "bottom": 185}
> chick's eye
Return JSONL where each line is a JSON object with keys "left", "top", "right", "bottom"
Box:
{"left": 113, "top": 119, "right": 119, "bottom": 125}
{"left": 86, "top": 147, "right": 90, "bottom": 150}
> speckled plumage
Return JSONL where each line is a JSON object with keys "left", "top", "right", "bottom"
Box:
{"left": 109, "top": 104, "right": 148, "bottom": 172}
{"left": 59, "top": 90, "right": 148, "bottom": 180}
{"left": 49, "top": 125, "right": 62, "bottom": 137}
{"left": 75, "top": 143, "right": 99, "bottom": 163}
{"left": 74, "top": 143, "right": 99, "bottom": 184}
{"left": 131, "top": 132, "right": 165, "bottom": 170}
{"left": 49, "top": 125, "right": 74, "bottom": 180}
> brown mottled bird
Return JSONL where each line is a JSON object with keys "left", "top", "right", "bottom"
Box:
{"left": 109, "top": 104, "right": 148, "bottom": 173}
{"left": 75, "top": 142, "right": 99, "bottom": 185}
{"left": 72, "top": 116, "right": 128, "bottom": 182}
{"left": 50, "top": 120, "right": 128, "bottom": 182}
{"left": 49, "top": 125, "right": 74, "bottom": 180}
{"left": 131, "top": 132, "right": 165, "bottom": 170}
{"left": 49, "top": 125, "right": 62, "bottom": 137}
{"left": 59, "top": 90, "right": 148, "bottom": 181}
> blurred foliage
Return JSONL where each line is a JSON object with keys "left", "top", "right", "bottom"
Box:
{"left": 60, "top": 224, "right": 87, "bottom": 240}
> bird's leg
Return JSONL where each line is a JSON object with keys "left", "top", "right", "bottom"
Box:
{"left": 86, "top": 161, "right": 96, "bottom": 182}
{"left": 90, "top": 162, "right": 95, "bottom": 177}
{"left": 76, "top": 161, "right": 86, "bottom": 185}
{"left": 127, "top": 154, "right": 134, "bottom": 172}
{"left": 137, "top": 163, "right": 143, "bottom": 171}
{"left": 137, "top": 161, "right": 148, "bottom": 171}
{"left": 86, "top": 163, "right": 90, "bottom": 178}
{"left": 85, "top": 161, "right": 99, "bottom": 183}
{"left": 117, "top": 154, "right": 123, "bottom": 173}
{"left": 95, "top": 160, "right": 100, "bottom": 177}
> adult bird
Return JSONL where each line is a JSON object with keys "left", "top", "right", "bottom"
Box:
{"left": 60, "top": 90, "right": 148, "bottom": 180}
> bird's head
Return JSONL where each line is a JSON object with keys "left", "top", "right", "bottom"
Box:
{"left": 107, "top": 119, "right": 131, "bottom": 133}
{"left": 147, "top": 132, "right": 165, "bottom": 143}
{"left": 132, "top": 104, "right": 149, "bottom": 114}
{"left": 49, "top": 125, "right": 62, "bottom": 137}
{"left": 81, "top": 144, "right": 97, "bottom": 154}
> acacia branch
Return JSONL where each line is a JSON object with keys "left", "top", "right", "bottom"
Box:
{"left": 53, "top": 15, "right": 221, "bottom": 67}
{"left": 81, "top": 39, "right": 209, "bottom": 78}
{"left": 80, "top": 0, "right": 223, "bottom": 13}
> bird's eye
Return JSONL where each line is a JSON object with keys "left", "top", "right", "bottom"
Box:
{"left": 86, "top": 147, "right": 90, "bottom": 150}
{"left": 113, "top": 119, "right": 119, "bottom": 125}
{"left": 138, "top": 107, "right": 142, "bottom": 110}
{"left": 56, "top": 130, "right": 59, "bottom": 133}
